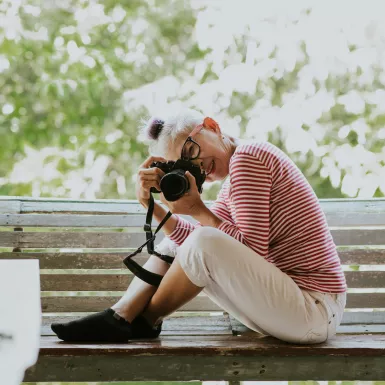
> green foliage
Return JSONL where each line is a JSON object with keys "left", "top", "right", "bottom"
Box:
{"left": 0, "top": 0, "right": 384, "bottom": 200}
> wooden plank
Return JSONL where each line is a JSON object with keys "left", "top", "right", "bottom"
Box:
{"left": 1, "top": 229, "right": 385, "bottom": 249}
{"left": 2, "top": 248, "right": 385, "bottom": 269}
{"left": 41, "top": 295, "right": 222, "bottom": 312}
{"left": 41, "top": 314, "right": 232, "bottom": 336}
{"left": 36, "top": 333, "right": 385, "bottom": 356}
{"left": 232, "top": 322, "right": 385, "bottom": 335}
{"left": 40, "top": 274, "right": 135, "bottom": 291}
{"left": 0, "top": 213, "right": 198, "bottom": 227}
{"left": 1, "top": 210, "right": 383, "bottom": 227}
{"left": 20, "top": 199, "right": 147, "bottom": 214}
{"left": 322, "top": 199, "right": 385, "bottom": 226}
{"left": 337, "top": 324, "right": 385, "bottom": 333}
{"left": 345, "top": 271, "right": 385, "bottom": 288}
{"left": 0, "top": 200, "right": 20, "bottom": 214}
{"left": 229, "top": 314, "right": 385, "bottom": 334}
{"left": 24, "top": 354, "right": 385, "bottom": 382}
{"left": 38, "top": 271, "right": 385, "bottom": 291}
{"left": 339, "top": 248, "right": 385, "bottom": 265}
{"left": 331, "top": 229, "right": 385, "bottom": 246}
{"left": 0, "top": 197, "right": 383, "bottom": 225}
{"left": 346, "top": 293, "right": 385, "bottom": 308}
{"left": 0, "top": 214, "right": 152, "bottom": 227}
{"left": 0, "top": 231, "right": 164, "bottom": 248}
{"left": 39, "top": 293, "right": 385, "bottom": 313}
{"left": 39, "top": 311, "right": 385, "bottom": 327}
{"left": 0, "top": 251, "right": 148, "bottom": 268}
{"left": 41, "top": 315, "right": 385, "bottom": 337}
{"left": 341, "top": 311, "right": 385, "bottom": 324}
{"left": 24, "top": 334, "right": 385, "bottom": 382}
{"left": 0, "top": 252, "right": 148, "bottom": 269}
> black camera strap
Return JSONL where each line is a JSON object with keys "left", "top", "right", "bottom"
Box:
{"left": 123, "top": 194, "right": 175, "bottom": 287}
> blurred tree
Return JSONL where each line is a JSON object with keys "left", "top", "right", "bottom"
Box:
{"left": 0, "top": 0, "right": 205, "bottom": 198}
{"left": 0, "top": 0, "right": 384, "bottom": 200}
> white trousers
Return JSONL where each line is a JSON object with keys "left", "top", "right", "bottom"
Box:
{"left": 156, "top": 226, "right": 347, "bottom": 344}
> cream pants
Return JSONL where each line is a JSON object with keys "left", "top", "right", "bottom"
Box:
{"left": 156, "top": 226, "right": 346, "bottom": 344}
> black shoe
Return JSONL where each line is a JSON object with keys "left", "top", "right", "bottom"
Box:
{"left": 130, "top": 314, "right": 162, "bottom": 339}
{"left": 51, "top": 308, "right": 133, "bottom": 342}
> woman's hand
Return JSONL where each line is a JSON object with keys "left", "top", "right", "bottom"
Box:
{"left": 159, "top": 171, "right": 205, "bottom": 216}
{"left": 136, "top": 156, "right": 167, "bottom": 209}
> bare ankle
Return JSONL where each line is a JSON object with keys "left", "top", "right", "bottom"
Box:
{"left": 110, "top": 306, "right": 134, "bottom": 323}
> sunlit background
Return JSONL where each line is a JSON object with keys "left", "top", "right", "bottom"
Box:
{"left": 1, "top": 2, "right": 385, "bottom": 385}
{"left": 1, "top": 0, "right": 385, "bottom": 201}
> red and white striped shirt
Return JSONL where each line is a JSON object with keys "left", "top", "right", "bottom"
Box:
{"left": 168, "top": 141, "right": 347, "bottom": 294}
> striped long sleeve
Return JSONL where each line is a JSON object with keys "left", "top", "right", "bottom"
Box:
{"left": 168, "top": 141, "right": 347, "bottom": 294}
{"left": 216, "top": 153, "right": 272, "bottom": 257}
{"left": 167, "top": 179, "right": 232, "bottom": 245}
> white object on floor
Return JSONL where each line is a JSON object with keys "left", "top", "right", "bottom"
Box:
{"left": 0, "top": 260, "right": 41, "bottom": 385}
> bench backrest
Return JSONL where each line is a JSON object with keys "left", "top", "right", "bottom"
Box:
{"left": 1, "top": 197, "right": 385, "bottom": 330}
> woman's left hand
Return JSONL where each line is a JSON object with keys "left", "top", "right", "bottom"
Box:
{"left": 159, "top": 171, "right": 205, "bottom": 216}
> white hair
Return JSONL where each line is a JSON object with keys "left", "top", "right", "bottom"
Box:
{"left": 139, "top": 108, "right": 204, "bottom": 157}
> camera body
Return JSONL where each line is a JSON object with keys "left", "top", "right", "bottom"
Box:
{"left": 150, "top": 159, "right": 206, "bottom": 201}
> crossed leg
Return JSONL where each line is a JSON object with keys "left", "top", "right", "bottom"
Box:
{"left": 53, "top": 226, "right": 334, "bottom": 344}
{"left": 111, "top": 246, "right": 203, "bottom": 326}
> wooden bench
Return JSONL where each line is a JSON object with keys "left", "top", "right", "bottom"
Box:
{"left": 1, "top": 196, "right": 385, "bottom": 382}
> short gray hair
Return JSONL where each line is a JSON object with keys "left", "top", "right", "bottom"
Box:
{"left": 139, "top": 108, "right": 204, "bottom": 157}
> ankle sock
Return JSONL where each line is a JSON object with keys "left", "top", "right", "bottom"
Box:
{"left": 51, "top": 308, "right": 133, "bottom": 342}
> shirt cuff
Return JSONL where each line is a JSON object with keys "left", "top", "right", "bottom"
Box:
{"left": 167, "top": 215, "right": 195, "bottom": 245}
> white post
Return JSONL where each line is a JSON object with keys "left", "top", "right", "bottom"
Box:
{"left": 0, "top": 260, "right": 41, "bottom": 385}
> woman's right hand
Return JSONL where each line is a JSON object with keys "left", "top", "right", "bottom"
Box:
{"left": 136, "top": 156, "right": 167, "bottom": 208}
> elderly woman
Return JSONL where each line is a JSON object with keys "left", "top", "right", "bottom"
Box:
{"left": 52, "top": 108, "right": 347, "bottom": 344}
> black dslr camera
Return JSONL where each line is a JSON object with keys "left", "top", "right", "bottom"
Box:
{"left": 150, "top": 159, "right": 206, "bottom": 201}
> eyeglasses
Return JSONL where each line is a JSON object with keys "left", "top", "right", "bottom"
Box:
{"left": 180, "top": 124, "right": 203, "bottom": 161}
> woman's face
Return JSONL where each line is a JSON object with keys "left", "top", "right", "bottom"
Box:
{"left": 165, "top": 127, "right": 233, "bottom": 183}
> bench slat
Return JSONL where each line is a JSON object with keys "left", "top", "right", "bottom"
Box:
{"left": 232, "top": 324, "right": 385, "bottom": 335}
{"left": 20, "top": 200, "right": 146, "bottom": 214}
{"left": 40, "top": 311, "right": 385, "bottom": 326}
{"left": 25, "top": 338, "right": 385, "bottom": 382}
{"left": 35, "top": 333, "right": 385, "bottom": 355}
{"left": 38, "top": 271, "right": 385, "bottom": 291}
{"left": 1, "top": 230, "right": 385, "bottom": 248}
{"left": 0, "top": 213, "right": 197, "bottom": 227}
{"left": 332, "top": 230, "right": 385, "bottom": 246}
{"left": 1, "top": 210, "right": 385, "bottom": 227}
{"left": 2, "top": 249, "right": 384, "bottom": 268}
{"left": 341, "top": 311, "right": 385, "bottom": 324}
{"left": 39, "top": 316, "right": 385, "bottom": 336}
{"left": 345, "top": 271, "right": 385, "bottom": 288}
{"left": 40, "top": 293, "right": 385, "bottom": 312}
{"left": 0, "top": 231, "right": 164, "bottom": 248}
{"left": 41, "top": 295, "right": 223, "bottom": 312}
{"left": 0, "top": 214, "right": 152, "bottom": 227}
{"left": 41, "top": 314, "right": 232, "bottom": 336}
{"left": 338, "top": 249, "right": 385, "bottom": 265}
{"left": 0, "top": 198, "right": 384, "bottom": 225}
{"left": 0, "top": 201, "right": 21, "bottom": 214}
{"left": 1, "top": 197, "right": 383, "bottom": 223}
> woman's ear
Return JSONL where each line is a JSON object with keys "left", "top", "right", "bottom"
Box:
{"left": 203, "top": 117, "right": 221, "bottom": 134}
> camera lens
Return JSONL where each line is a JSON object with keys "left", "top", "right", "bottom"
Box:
{"left": 160, "top": 169, "right": 189, "bottom": 201}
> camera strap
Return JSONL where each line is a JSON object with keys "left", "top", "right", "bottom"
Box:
{"left": 123, "top": 194, "right": 175, "bottom": 287}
